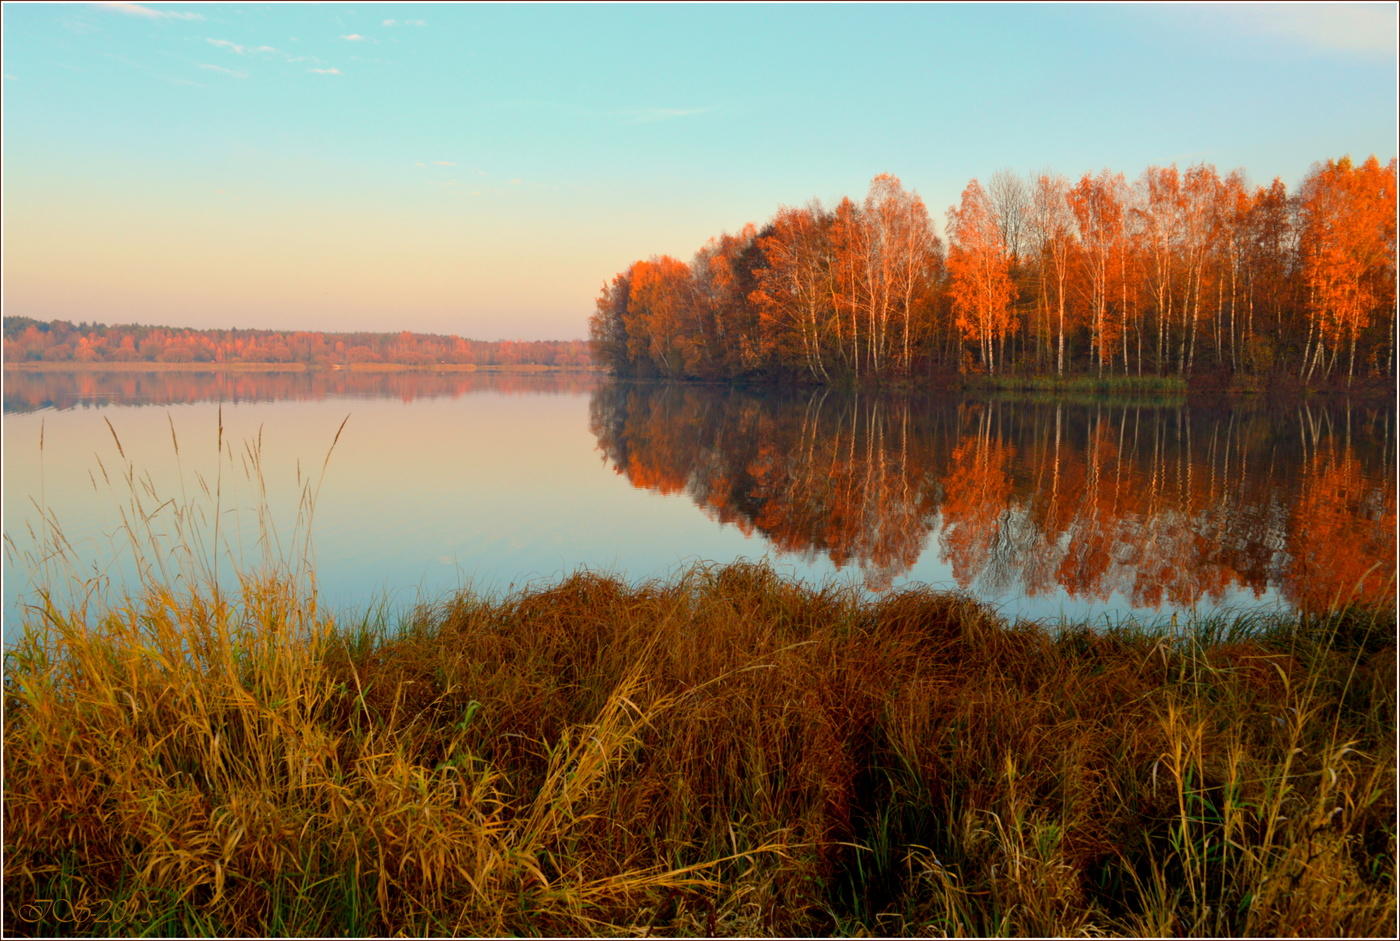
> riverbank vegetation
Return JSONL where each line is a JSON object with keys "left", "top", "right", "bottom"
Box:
{"left": 1, "top": 360, "right": 600, "bottom": 374}
{"left": 1, "top": 318, "right": 592, "bottom": 369}
{"left": 5, "top": 561, "right": 1394, "bottom": 937}
{"left": 590, "top": 156, "right": 1396, "bottom": 387}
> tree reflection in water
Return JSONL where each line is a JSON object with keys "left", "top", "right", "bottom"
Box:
{"left": 1, "top": 368, "right": 600, "bottom": 413}
{"left": 591, "top": 383, "right": 1395, "bottom": 614}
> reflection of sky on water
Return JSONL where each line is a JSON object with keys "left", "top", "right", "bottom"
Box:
{"left": 3, "top": 371, "right": 1393, "bottom": 636}
{"left": 4, "top": 381, "right": 796, "bottom": 631}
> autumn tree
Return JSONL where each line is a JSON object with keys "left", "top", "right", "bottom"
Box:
{"left": 947, "top": 179, "right": 1015, "bottom": 373}
{"left": 829, "top": 196, "right": 866, "bottom": 378}
{"left": 617, "top": 256, "right": 697, "bottom": 377}
{"left": 1299, "top": 155, "right": 1398, "bottom": 383}
{"left": 692, "top": 226, "right": 762, "bottom": 377}
{"left": 751, "top": 203, "right": 836, "bottom": 380}
{"left": 1068, "top": 170, "right": 1128, "bottom": 373}
{"left": 1240, "top": 177, "right": 1299, "bottom": 372}
{"left": 1177, "top": 164, "right": 1222, "bottom": 373}
{"left": 588, "top": 270, "right": 633, "bottom": 373}
{"left": 861, "top": 174, "right": 942, "bottom": 375}
{"left": 1028, "top": 173, "right": 1078, "bottom": 375}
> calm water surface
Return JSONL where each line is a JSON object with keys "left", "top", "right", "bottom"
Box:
{"left": 3, "top": 369, "right": 1394, "bottom": 632}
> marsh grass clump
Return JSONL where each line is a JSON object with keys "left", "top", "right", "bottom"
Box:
{"left": 4, "top": 560, "right": 1395, "bottom": 937}
{"left": 3, "top": 573, "right": 766, "bottom": 938}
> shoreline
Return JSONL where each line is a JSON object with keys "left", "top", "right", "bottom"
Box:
{"left": 1, "top": 361, "right": 605, "bottom": 374}
{"left": 3, "top": 361, "right": 1391, "bottom": 400}
{"left": 600, "top": 371, "right": 1396, "bottom": 402}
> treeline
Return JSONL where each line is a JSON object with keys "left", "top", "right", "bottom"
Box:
{"left": 1, "top": 318, "right": 593, "bottom": 367}
{"left": 590, "top": 156, "right": 1397, "bottom": 384}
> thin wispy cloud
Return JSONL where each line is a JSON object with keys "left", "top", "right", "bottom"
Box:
{"left": 199, "top": 63, "right": 247, "bottom": 79}
{"left": 94, "top": 2, "right": 203, "bottom": 21}
{"left": 341, "top": 34, "right": 367, "bottom": 42}
{"left": 309, "top": 67, "right": 342, "bottom": 75}
{"left": 207, "top": 38, "right": 278, "bottom": 57}
{"left": 432, "top": 160, "right": 456, "bottom": 167}
{"left": 382, "top": 19, "right": 427, "bottom": 27}
{"left": 207, "top": 38, "right": 321, "bottom": 66}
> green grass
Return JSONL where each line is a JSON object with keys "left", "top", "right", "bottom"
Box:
{"left": 4, "top": 564, "right": 1394, "bottom": 937}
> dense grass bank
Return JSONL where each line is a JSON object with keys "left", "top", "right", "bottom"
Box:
{"left": 4, "top": 564, "right": 1395, "bottom": 937}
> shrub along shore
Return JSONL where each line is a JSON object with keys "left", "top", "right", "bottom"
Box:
{"left": 4, "top": 563, "right": 1395, "bottom": 937}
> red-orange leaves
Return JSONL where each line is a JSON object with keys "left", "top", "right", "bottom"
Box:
{"left": 947, "top": 179, "right": 1016, "bottom": 373}
{"left": 1299, "top": 156, "right": 1398, "bottom": 382}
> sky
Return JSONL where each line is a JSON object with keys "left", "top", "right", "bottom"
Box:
{"left": 2, "top": 2, "right": 1396, "bottom": 341}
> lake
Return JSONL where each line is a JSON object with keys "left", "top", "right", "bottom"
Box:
{"left": 3, "top": 369, "right": 1394, "bottom": 632}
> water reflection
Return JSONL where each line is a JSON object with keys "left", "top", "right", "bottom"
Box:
{"left": 4, "top": 370, "right": 1392, "bottom": 624}
{"left": 590, "top": 383, "right": 1395, "bottom": 614}
{"left": 1, "top": 368, "right": 600, "bottom": 413}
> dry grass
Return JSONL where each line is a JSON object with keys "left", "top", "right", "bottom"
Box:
{"left": 4, "top": 564, "right": 1394, "bottom": 937}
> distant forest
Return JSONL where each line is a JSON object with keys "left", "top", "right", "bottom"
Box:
{"left": 590, "top": 155, "right": 1397, "bottom": 385}
{"left": 1, "top": 318, "right": 592, "bottom": 367}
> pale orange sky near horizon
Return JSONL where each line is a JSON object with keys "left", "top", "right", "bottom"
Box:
{"left": 1, "top": 179, "right": 681, "bottom": 341}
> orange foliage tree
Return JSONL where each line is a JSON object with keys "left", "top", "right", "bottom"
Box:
{"left": 946, "top": 179, "right": 1016, "bottom": 373}
{"left": 751, "top": 203, "right": 836, "bottom": 381}
{"left": 1299, "top": 156, "right": 1398, "bottom": 383}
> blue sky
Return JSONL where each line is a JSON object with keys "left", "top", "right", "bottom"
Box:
{"left": 2, "top": 2, "right": 1396, "bottom": 339}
